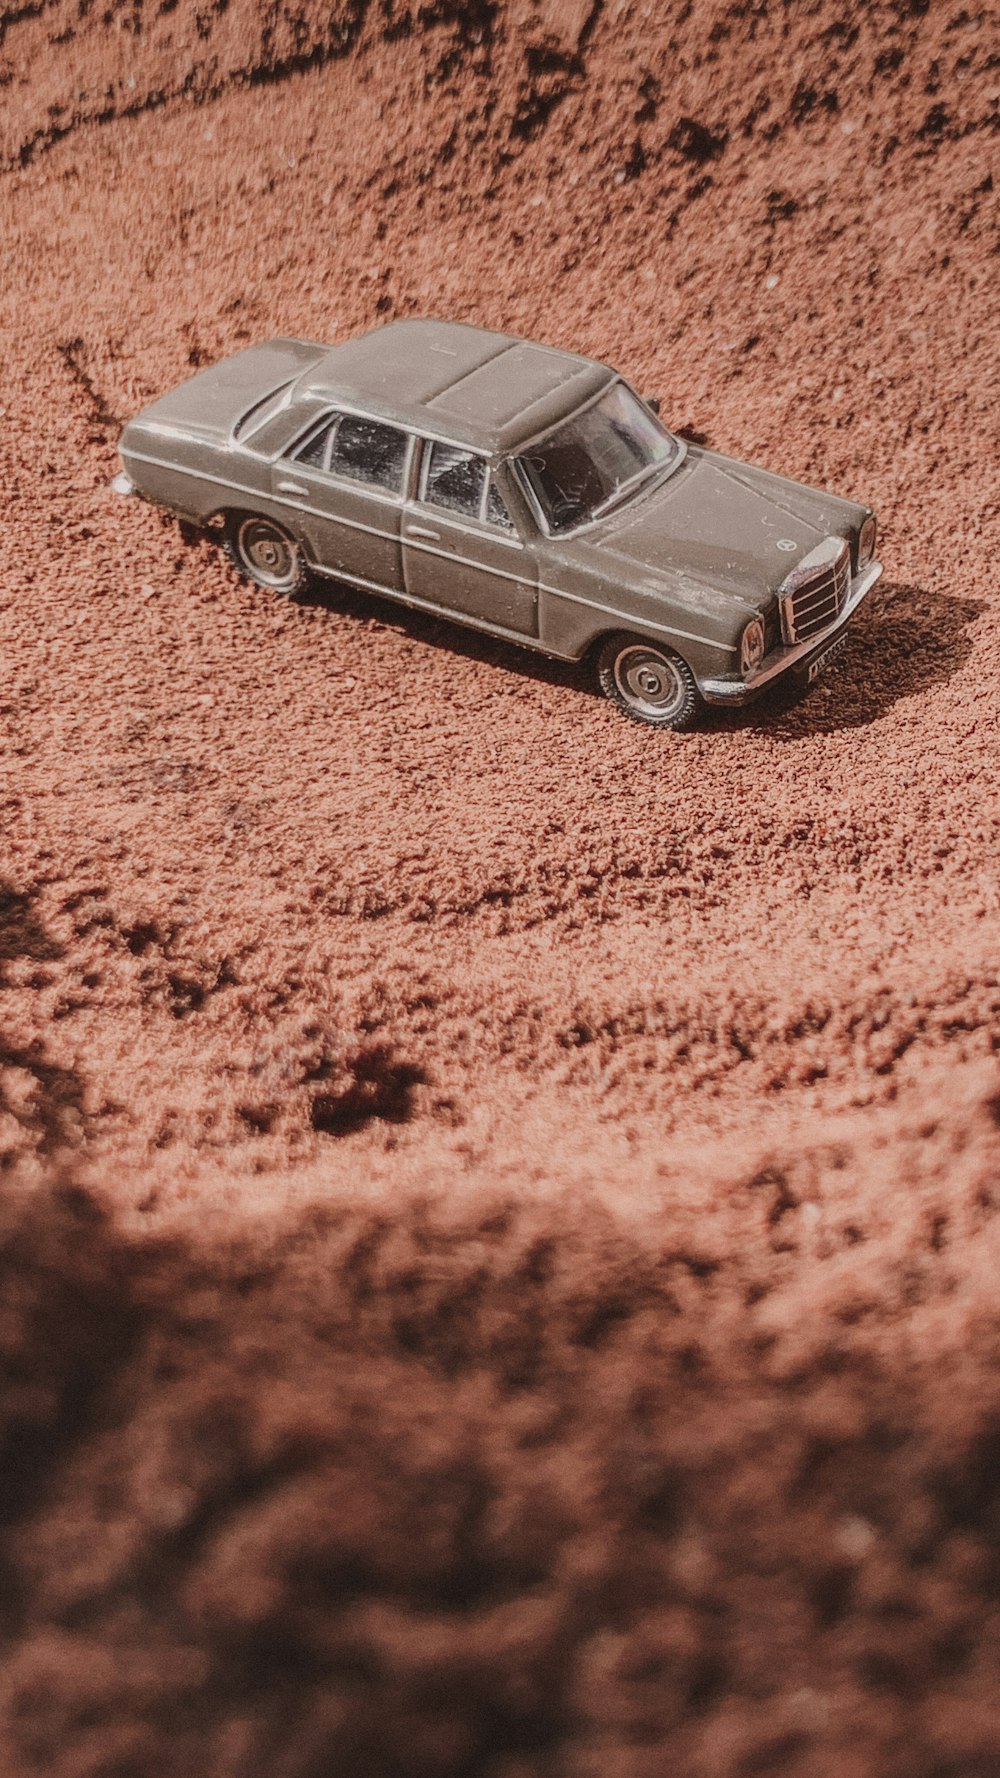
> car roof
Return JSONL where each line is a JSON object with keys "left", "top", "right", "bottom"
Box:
{"left": 297, "top": 318, "right": 613, "bottom": 454}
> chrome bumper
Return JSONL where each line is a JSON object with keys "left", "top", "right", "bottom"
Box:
{"left": 701, "top": 560, "right": 883, "bottom": 704}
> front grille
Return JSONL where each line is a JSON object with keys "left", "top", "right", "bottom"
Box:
{"left": 780, "top": 538, "right": 852, "bottom": 644}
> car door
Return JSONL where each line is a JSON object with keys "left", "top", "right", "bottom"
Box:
{"left": 401, "top": 439, "right": 538, "bottom": 636}
{"left": 270, "top": 410, "right": 411, "bottom": 592}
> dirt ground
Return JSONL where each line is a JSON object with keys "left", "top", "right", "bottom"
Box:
{"left": 1, "top": 2, "right": 999, "bottom": 1773}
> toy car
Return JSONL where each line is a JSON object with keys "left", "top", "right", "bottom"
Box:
{"left": 113, "top": 319, "right": 882, "bottom": 728}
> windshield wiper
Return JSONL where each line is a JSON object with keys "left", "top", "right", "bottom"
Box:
{"left": 589, "top": 462, "right": 661, "bottom": 522}
{"left": 588, "top": 443, "right": 682, "bottom": 524}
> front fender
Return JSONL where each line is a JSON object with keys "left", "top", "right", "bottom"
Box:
{"left": 536, "top": 561, "right": 744, "bottom": 679}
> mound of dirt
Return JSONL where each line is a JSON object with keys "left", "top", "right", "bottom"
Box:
{"left": 3, "top": 1069, "right": 1000, "bottom": 1778}
{"left": 1, "top": 0, "right": 998, "bottom": 1771}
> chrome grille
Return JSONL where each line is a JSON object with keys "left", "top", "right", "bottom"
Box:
{"left": 780, "top": 538, "right": 852, "bottom": 644}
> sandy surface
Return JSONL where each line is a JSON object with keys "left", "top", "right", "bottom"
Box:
{"left": 1, "top": 1, "right": 999, "bottom": 1772}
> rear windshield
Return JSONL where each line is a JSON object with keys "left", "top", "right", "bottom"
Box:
{"left": 516, "top": 382, "right": 679, "bottom": 534}
{"left": 233, "top": 379, "right": 295, "bottom": 442}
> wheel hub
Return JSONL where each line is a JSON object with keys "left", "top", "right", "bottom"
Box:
{"left": 238, "top": 519, "right": 297, "bottom": 589}
{"left": 615, "top": 646, "right": 683, "bottom": 719}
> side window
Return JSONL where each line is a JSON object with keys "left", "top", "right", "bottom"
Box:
{"left": 419, "top": 443, "right": 518, "bottom": 535}
{"left": 329, "top": 414, "right": 409, "bottom": 494}
{"left": 293, "top": 418, "right": 336, "bottom": 470}
{"left": 486, "top": 477, "right": 515, "bottom": 534}
{"left": 422, "top": 441, "right": 488, "bottom": 519}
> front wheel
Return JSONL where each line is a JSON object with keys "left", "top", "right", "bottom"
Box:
{"left": 596, "top": 633, "right": 701, "bottom": 730}
{"left": 225, "top": 514, "right": 310, "bottom": 596}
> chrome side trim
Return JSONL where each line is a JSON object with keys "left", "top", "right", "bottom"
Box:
{"left": 535, "top": 582, "right": 737, "bottom": 655}
{"left": 309, "top": 560, "right": 721, "bottom": 662}
{"left": 123, "top": 450, "right": 525, "bottom": 569}
{"left": 124, "top": 446, "right": 406, "bottom": 517}
{"left": 310, "top": 561, "right": 542, "bottom": 648}
{"left": 121, "top": 448, "right": 733, "bottom": 653}
{"left": 700, "top": 560, "right": 883, "bottom": 699}
{"left": 402, "top": 511, "right": 525, "bottom": 552}
{"left": 322, "top": 555, "right": 731, "bottom": 656}
{"left": 398, "top": 534, "right": 527, "bottom": 587}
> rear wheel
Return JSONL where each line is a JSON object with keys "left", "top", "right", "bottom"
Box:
{"left": 225, "top": 514, "right": 309, "bottom": 595}
{"left": 596, "top": 633, "right": 701, "bottom": 730}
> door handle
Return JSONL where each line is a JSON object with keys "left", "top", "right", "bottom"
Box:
{"left": 405, "top": 523, "right": 440, "bottom": 540}
{"left": 277, "top": 480, "right": 308, "bottom": 496}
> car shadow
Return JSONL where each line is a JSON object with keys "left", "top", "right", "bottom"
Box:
{"left": 720, "top": 580, "right": 982, "bottom": 738}
{"left": 296, "top": 576, "right": 595, "bottom": 700}
{"left": 294, "top": 574, "right": 979, "bottom": 737}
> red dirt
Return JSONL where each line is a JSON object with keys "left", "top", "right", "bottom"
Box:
{"left": 0, "top": 3, "right": 998, "bottom": 1773}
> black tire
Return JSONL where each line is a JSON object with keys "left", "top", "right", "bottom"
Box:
{"left": 596, "top": 633, "right": 702, "bottom": 730}
{"left": 224, "top": 513, "right": 310, "bottom": 596}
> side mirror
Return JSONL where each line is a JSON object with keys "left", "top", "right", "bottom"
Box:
{"left": 645, "top": 395, "right": 661, "bottom": 415}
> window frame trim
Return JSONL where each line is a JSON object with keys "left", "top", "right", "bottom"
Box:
{"left": 280, "top": 404, "right": 527, "bottom": 538}
{"left": 418, "top": 437, "right": 489, "bottom": 522}
{"left": 417, "top": 437, "right": 518, "bottom": 538}
{"left": 285, "top": 407, "right": 414, "bottom": 501}
{"left": 484, "top": 473, "right": 516, "bottom": 536}
{"left": 511, "top": 377, "right": 686, "bottom": 539}
{"left": 290, "top": 412, "right": 339, "bottom": 474}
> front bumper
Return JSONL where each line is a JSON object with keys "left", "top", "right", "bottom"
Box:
{"left": 700, "top": 559, "right": 883, "bottom": 706}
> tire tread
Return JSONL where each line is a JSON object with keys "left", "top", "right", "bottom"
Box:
{"left": 595, "top": 632, "right": 702, "bottom": 730}
{"left": 223, "top": 513, "right": 311, "bottom": 597}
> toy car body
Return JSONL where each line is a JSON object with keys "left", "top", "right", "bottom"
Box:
{"left": 114, "top": 319, "right": 883, "bottom": 727}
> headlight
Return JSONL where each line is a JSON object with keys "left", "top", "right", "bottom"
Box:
{"left": 740, "top": 617, "right": 766, "bottom": 678}
{"left": 858, "top": 515, "right": 876, "bottom": 566}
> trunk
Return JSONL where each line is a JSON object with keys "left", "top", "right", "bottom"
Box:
{"left": 121, "top": 337, "right": 326, "bottom": 449}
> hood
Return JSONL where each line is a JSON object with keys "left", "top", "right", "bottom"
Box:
{"left": 582, "top": 446, "right": 860, "bottom": 608}
{"left": 121, "top": 337, "right": 327, "bottom": 448}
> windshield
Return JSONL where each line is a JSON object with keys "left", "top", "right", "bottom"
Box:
{"left": 515, "top": 382, "right": 679, "bottom": 534}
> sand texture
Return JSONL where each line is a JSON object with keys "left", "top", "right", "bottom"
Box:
{"left": 1, "top": 1, "right": 999, "bottom": 1772}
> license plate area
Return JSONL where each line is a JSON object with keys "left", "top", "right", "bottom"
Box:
{"left": 807, "top": 631, "right": 848, "bottom": 684}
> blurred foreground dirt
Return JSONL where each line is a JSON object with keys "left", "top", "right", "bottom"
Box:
{"left": 1, "top": 1, "right": 999, "bottom": 1772}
